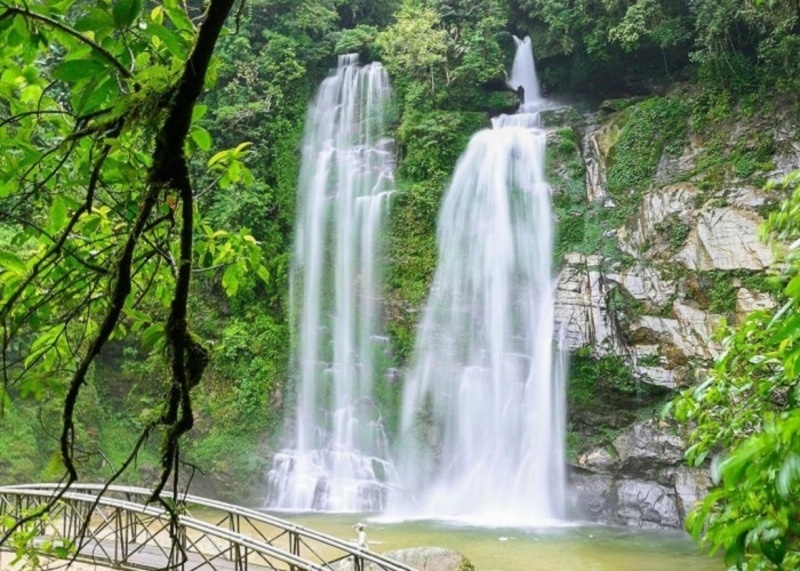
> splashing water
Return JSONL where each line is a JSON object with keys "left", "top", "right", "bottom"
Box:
{"left": 266, "top": 55, "right": 398, "bottom": 512}
{"left": 391, "top": 36, "right": 566, "bottom": 525}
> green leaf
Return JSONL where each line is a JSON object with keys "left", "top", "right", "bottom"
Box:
{"left": 192, "top": 105, "right": 208, "bottom": 121}
{"left": 145, "top": 22, "right": 187, "bottom": 57}
{"left": 221, "top": 265, "right": 240, "bottom": 297}
{"left": 762, "top": 537, "right": 786, "bottom": 565}
{"left": 163, "top": 0, "right": 194, "bottom": 32}
{"left": 74, "top": 9, "right": 116, "bottom": 34}
{"left": 141, "top": 323, "right": 165, "bottom": 351}
{"left": 53, "top": 545, "right": 71, "bottom": 558}
{"left": 112, "top": 0, "right": 143, "bottom": 28}
{"left": 208, "top": 149, "right": 230, "bottom": 168}
{"left": 257, "top": 265, "right": 269, "bottom": 284}
{"left": 74, "top": 75, "right": 119, "bottom": 115}
{"left": 49, "top": 195, "right": 68, "bottom": 229}
{"left": 191, "top": 127, "right": 212, "bottom": 151}
{"left": 0, "top": 250, "right": 26, "bottom": 275}
{"left": 52, "top": 59, "right": 107, "bottom": 82}
{"left": 82, "top": 215, "right": 101, "bottom": 235}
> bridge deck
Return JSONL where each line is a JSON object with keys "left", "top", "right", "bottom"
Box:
{"left": 1, "top": 484, "right": 408, "bottom": 571}
{"left": 60, "top": 539, "right": 275, "bottom": 571}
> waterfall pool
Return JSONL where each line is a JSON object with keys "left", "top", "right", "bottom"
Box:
{"left": 271, "top": 514, "right": 723, "bottom": 571}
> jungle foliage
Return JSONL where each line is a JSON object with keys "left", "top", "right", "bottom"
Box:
{"left": 671, "top": 173, "right": 800, "bottom": 569}
{"left": 0, "top": 0, "right": 799, "bottom": 566}
{"left": 0, "top": 0, "right": 281, "bottom": 554}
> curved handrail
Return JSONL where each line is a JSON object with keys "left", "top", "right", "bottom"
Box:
{"left": 3, "top": 483, "right": 416, "bottom": 571}
{"left": 0, "top": 487, "right": 327, "bottom": 570}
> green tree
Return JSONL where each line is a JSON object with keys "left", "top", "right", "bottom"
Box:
{"left": 376, "top": 3, "right": 449, "bottom": 95}
{"left": 0, "top": 0, "right": 267, "bottom": 546}
{"left": 671, "top": 172, "right": 800, "bottom": 569}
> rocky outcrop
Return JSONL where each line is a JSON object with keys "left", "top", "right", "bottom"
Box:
{"left": 618, "top": 183, "right": 700, "bottom": 258}
{"left": 736, "top": 287, "right": 777, "bottom": 320}
{"left": 631, "top": 302, "right": 724, "bottom": 362}
{"left": 549, "top": 94, "right": 796, "bottom": 530}
{"left": 336, "top": 548, "right": 474, "bottom": 571}
{"left": 570, "top": 420, "right": 710, "bottom": 529}
{"left": 555, "top": 253, "right": 621, "bottom": 352}
{"left": 675, "top": 207, "right": 774, "bottom": 270}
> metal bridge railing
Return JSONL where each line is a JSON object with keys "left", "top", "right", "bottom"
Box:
{"left": 1, "top": 483, "right": 417, "bottom": 571}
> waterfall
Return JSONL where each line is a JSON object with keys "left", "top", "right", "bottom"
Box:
{"left": 266, "top": 54, "right": 397, "bottom": 512}
{"left": 508, "top": 36, "right": 541, "bottom": 107}
{"left": 392, "top": 37, "right": 566, "bottom": 524}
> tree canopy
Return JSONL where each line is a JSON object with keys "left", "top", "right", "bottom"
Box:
{"left": 0, "top": 0, "right": 268, "bottom": 547}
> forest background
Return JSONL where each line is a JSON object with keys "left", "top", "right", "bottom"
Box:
{"left": 1, "top": 0, "right": 799, "bottom": 567}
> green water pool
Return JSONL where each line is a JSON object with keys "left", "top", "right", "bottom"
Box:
{"left": 276, "top": 514, "right": 723, "bottom": 571}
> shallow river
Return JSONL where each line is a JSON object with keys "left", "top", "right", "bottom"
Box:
{"left": 277, "top": 514, "right": 723, "bottom": 571}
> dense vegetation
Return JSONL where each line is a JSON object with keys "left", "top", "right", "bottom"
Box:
{"left": 1, "top": 0, "right": 799, "bottom": 566}
{"left": 672, "top": 173, "right": 800, "bottom": 569}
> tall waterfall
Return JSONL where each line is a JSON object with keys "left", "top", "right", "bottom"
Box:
{"left": 393, "top": 36, "right": 566, "bottom": 524}
{"left": 266, "top": 55, "right": 397, "bottom": 512}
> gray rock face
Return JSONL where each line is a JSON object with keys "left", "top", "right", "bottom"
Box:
{"left": 571, "top": 472, "right": 615, "bottom": 521}
{"left": 615, "top": 479, "right": 681, "bottom": 529}
{"left": 335, "top": 548, "right": 473, "bottom": 571}
{"left": 554, "top": 253, "right": 622, "bottom": 353}
{"left": 607, "top": 263, "right": 676, "bottom": 310}
{"left": 551, "top": 99, "right": 793, "bottom": 531}
{"left": 577, "top": 447, "right": 619, "bottom": 474}
{"left": 570, "top": 420, "right": 710, "bottom": 530}
{"left": 619, "top": 184, "right": 700, "bottom": 258}
{"left": 613, "top": 422, "right": 685, "bottom": 474}
{"left": 632, "top": 303, "right": 724, "bottom": 362}
{"left": 736, "top": 287, "right": 777, "bottom": 320}
{"left": 676, "top": 208, "right": 774, "bottom": 270}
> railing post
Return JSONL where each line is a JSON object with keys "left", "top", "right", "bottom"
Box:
{"left": 289, "top": 531, "right": 299, "bottom": 571}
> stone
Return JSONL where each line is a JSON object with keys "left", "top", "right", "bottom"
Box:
{"left": 614, "top": 479, "right": 681, "bottom": 529}
{"left": 612, "top": 421, "right": 685, "bottom": 474}
{"left": 570, "top": 471, "right": 615, "bottom": 521}
{"left": 675, "top": 207, "right": 774, "bottom": 270}
{"left": 666, "top": 466, "right": 712, "bottom": 522}
{"left": 635, "top": 365, "right": 679, "bottom": 389}
{"left": 554, "top": 253, "right": 622, "bottom": 353}
{"left": 583, "top": 120, "right": 614, "bottom": 202}
{"left": 618, "top": 184, "right": 700, "bottom": 257}
{"left": 351, "top": 547, "right": 474, "bottom": 571}
{"left": 631, "top": 302, "right": 724, "bottom": 361}
{"left": 736, "top": 288, "right": 777, "bottom": 320}
{"left": 607, "top": 263, "right": 676, "bottom": 309}
{"left": 577, "top": 447, "right": 620, "bottom": 474}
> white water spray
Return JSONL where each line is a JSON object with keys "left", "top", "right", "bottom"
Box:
{"left": 266, "top": 55, "right": 397, "bottom": 512}
{"left": 392, "top": 36, "right": 566, "bottom": 525}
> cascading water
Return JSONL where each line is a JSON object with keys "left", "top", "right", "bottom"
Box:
{"left": 392, "top": 36, "right": 566, "bottom": 524}
{"left": 266, "top": 54, "right": 397, "bottom": 512}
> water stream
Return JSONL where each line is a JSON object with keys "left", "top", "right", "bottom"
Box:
{"left": 266, "top": 54, "right": 398, "bottom": 512}
{"left": 391, "top": 36, "right": 566, "bottom": 525}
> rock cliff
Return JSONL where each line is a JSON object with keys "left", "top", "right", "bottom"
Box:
{"left": 548, "top": 93, "right": 799, "bottom": 528}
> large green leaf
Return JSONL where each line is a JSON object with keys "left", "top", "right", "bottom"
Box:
{"left": 191, "top": 127, "right": 212, "bottom": 151}
{"left": 144, "top": 22, "right": 187, "bottom": 58}
{"left": 112, "top": 0, "right": 142, "bottom": 29}
{"left": 51, "top": 59, "right": 107, "bottom": 82}
{"left": 49, "top": 195, "right": 68, "bottom": 230}
{"left": 0, "top": 250, "right": 27, "bottom": 276}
